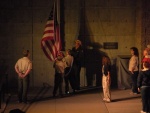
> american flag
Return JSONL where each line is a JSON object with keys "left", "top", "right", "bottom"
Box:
{"left": 41, "top": 2, "right": 61, "bottom": 61}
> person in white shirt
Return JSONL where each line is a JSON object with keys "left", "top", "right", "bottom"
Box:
{"left": 129, "top": 47, "right": 139, "bottom": 94}
{"left": 64, "top": 49, "right": 77, "bottom": 94}
{"left": 53, "top": 51, "right": 66, "bottom": 97}
{"left": 15, "top": 50, "right": 32, "bottom": 103}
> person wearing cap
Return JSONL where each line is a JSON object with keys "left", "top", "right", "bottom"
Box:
{"left": 64, "top": 49, "right": 77, "bottom": 94}
{"left": 53, "top": 51, "right": 66, "bottom": 97}
{"left": 15, "top": 50, "right": 32, "bottom": 103}
{"left": 71, "top": 40, "right": 83, "bottom": 90}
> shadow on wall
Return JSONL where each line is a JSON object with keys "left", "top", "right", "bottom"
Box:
{"left": 75, "top": 1, "right": 105, "bottom": 87}
{"left": 76, "top": 0, "right": 118, "bottom": 87}
{"left": 83, "top": 42, "right": 107, "bottom": 87}
{"left": 81, "top": 43, "right": 117, "bottom": 88}
{"left": 110, "top": 58, "right": 118, "bottom": 88}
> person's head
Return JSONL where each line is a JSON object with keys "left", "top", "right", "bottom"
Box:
{"left": 143, "top": 48, "right": 150, "bottom": 56}
{"left": 66, "top": 49, "right": 72, "bottom": 55}
{"left": 23, "top": 50, "right": 30, "bottom": 57}
{"left": 75, "top": 40, "right": 82, "bottom": 48}
{"left": 143, "top": 61, "right": 150, "bottom": 69}
{"left": 130, "top": 47, "right": 139, "bottom": 56}
{"left": 143, "top": 49, "right": 148, "bottom": 56}
{"left": 102, "top": 56, "right": 111, "bottom": 65}
{"left": 57, "top": 51, "right": 64, "bottom": 60}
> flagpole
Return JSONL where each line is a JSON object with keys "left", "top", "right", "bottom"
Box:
{"left": 31, "top": 0, "right": 34, "bottom": 87}
{"left": 56, "top": 0, "right": 60, "bottom": 24}
{"left": 56, "top": 0, "right": 62, "bottom": 51}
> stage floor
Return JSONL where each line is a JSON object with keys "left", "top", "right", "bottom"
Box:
{"left": 1, "top": 87, "right": 142, "bottom": 113}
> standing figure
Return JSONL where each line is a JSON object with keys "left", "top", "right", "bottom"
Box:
{"left": 137, "top": 61, "right": 150, "bottom": 113}
{"left": 102, "top": 56, "right": 111, "bottom": 103}
{"left": 142, "top": 48, "right": 150, "bottom": 69}
{"left": 129, "top": 47, "right": 139, "bottom": 94}
{"left": 64, "top": 49, "right": 77, "bottom": 94}
{"left": 71, "top": 40, "right": 83, "bottom": 90}
{"left": 53, "top": 51, "right": 66, "bottom": 97}
{"left": 15, "top": 50, "right": 32, "bottom": 103}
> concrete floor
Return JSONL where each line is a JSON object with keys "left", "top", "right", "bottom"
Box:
{"left": 0, "top": 87, "right": 142, "bottom": 113}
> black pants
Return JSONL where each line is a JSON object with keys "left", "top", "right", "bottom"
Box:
{"left": 141, "top": 86, "right": 150, "bottom": 112}
{"left": 64, "top": 67, "right": 77, "bottom": 93}
{"left": 131, "top": 71, "right": 139, "bottom": 93}
{"left": 53, "top": 73, "right": 63, "bottom": 95}
{"left": 73, "top": 63, "right": 81, "bottom": 89}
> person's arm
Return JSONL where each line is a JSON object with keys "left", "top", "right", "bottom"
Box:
{"left": 71, "top": 47, "right": 77, "bottom": 58}
{"left": 108, "top": 65, "right": 111, "bottom": 85}
{"left": 130, "top": 57, "right": 137, "bottom": 74}
{"left": 107, "top": 72, "right": 110, "bottom": 80}
{"left": 22, "top": 69, "right": 31, "bottom": 78}
{"left": 22, "top": 61, "right": 32, "bottom": 78}
{"left": 15, "top": 65, "right": 23, "bottom": 78}
{"left": 15, "top": 66, "right": 20, "bottom": 74}
{"left": 107, "top": 71, "right": 111, "bottom": 85}
{"left": 137, "top": 71, "right": 143, "bottom": 92}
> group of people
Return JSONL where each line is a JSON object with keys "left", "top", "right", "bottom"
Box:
{"left": 52, "top": 40, "right": 112, "bottom": 104}
{"left": 101, "top": 46, "right": 150, "bottom": 112}
{"left": 13, "top": 41, "right": 150, "bottom": 113}
{"left": 53, "top": 40, "right": 83, "bottom": 97}
{"left": 129, "top": 46, "right": 150, "bottom": 113}
{"left": 14, "top": 39, "right": 83, "bottom": 102}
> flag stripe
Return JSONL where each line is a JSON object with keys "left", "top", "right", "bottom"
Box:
{"left": 43, "top": 30, "right": 54, "bottom": 34}
{"left": 42, "top": 33, "right": 54, "bottom": 39}
{"left": 41, "top": 40, "right": 56, "bottom": 61}
{"left": 42, "top": 45, "right": 53, "bottom": 61}
{"left": 45, "top": 40, "right": 57, "bottom": 59}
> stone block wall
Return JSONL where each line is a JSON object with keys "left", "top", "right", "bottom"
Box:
{"left": 0, "top": 0, "right": 142, "bottom": 88}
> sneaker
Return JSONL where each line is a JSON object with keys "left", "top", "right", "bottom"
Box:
{"left": 130, "top": 92, "right": 138, "bottom": 95}
{"left": 105, "top": 100, "right": 111, "bottom": 103}
{"left": 141, "top": 110, "right": 147, "bottom": 113}
{"left": 65, "top": 91, "right": 70, "bottom": 94}
{"left": 103, "top": 98, "right": 111, "bottom": 103}
{"left": 103, "top": 98, "right": 107, "bottom": 102}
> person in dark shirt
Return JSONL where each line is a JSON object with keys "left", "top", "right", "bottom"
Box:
{"left": 71, "top": 40, "right": 83, "bottom": 90}
{"left": 137, "top": 61, "right": 150, "bottom": 113}
{"left": 64, "top": 49, "right": 77, "bottom": 94}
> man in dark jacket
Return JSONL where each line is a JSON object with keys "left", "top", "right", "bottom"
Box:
{"left": 137, "top": 61, "right": 150, "bottom": 113}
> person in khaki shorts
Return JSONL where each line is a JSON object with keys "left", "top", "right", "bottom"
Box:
{"left": 15, "top": 50, "right": 32, "bottom": 103}
{"left": 102, "top": 56, "right": 111, "bottom": 103}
